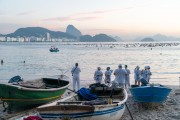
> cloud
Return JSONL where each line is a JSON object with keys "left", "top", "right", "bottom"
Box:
{"left": 0, "top": 11, "right": 5, "bottom": 15}
{"left": 42, "top": 7, "right": 133, "bottom": 22}
{"left": 18, "top": 11, "right": 34, "bottom": 16}
{"left": 42, "top": 15, "right": 99, "bottom": 22}
{"left": 78, "top": 7, "right": 134, "bottom": 15}
{"left": 43, "top": 16, "right": 72, "bottom": 21}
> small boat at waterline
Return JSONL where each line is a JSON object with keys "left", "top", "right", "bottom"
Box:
{"left": 0, "top": 76, "right": 70, "bottom": 112}
{"left": 49, "top": 46, "right": 59, "bottom": 52}
{"left": 130, "top": 84, "right": 172, "bottom": 103}
{"left": 37, "top": 86, "right": 128, "bottom": 120}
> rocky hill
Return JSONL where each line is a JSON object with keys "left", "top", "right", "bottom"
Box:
{"left": 6, "top": 27, "right": 76, "bottom": 39}
{"left": 66, "top": 25, "right": 81, "bottom": 38}
{"left": 3, "top": 25, "right": 118, "bottom": 42}
{"left": 80, "top": 34, "right": 117, "bottom": 42}
{"left": 141, "top": 37, "right": 154, "bottom": 42}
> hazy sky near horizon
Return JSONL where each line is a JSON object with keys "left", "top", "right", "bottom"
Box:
{"left": 0, "top": 0, "right": 180, "bottom": 39}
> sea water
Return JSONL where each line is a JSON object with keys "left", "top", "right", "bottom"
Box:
{"left": 0, "top": 42, "right": 180, "bottom": 86}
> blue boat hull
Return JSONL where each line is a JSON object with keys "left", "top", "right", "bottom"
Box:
{"left": 129, "top": 85, "right": 171, "bottom": 103}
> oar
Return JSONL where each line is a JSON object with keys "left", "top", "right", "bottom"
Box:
{"left": 125, "top": 102, "right": 134, "bottom": 120}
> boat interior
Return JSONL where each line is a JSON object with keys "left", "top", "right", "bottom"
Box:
{"left": 13, "top": 78, "right": 69, "bottom": 89}
{"left": 58, "top": 86, "right": 125, "bottom": 105}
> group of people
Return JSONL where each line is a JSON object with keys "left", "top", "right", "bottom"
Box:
{"left": 134, "top": 66, "right": 152, "bottom": 86}
{"left": 71, "top": 63, "right": 151, "bottom": 92}
{"left": 93, "top": 64, "right": 131, "bottom": 88}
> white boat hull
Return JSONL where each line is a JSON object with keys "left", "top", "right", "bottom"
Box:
{"left": 39, "top": 104, "right": 125, "bottom": 120}
{"left": 37, "top": 87, "right": 128, "bottom": 120}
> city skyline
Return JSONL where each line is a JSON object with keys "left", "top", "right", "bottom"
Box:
{"left": 0, "top": 0, "right": 180, "bottom": 40}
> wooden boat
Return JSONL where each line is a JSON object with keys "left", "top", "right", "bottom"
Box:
{"left": 37, "top": 86, "right": 128, "bottom": 120}
{"left": 129, "top": 84, "right": 172, "bottom": 103}
{"left": 0, "top": 75, "right": 70, "bottom": 111}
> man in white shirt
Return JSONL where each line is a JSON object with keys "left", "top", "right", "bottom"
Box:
{"left": 94, "top": 67, "right": 103, "bottom": 83}
{"left": 114, "top": 64, "right": 127, "bottom": 88}
{"left": 71, "top": 63, "right": 81, "bottom": 92}
{"left": 105, "top": 67, "right": 112, "bottom": 83}
{"left": 125, "top": 65, "right": 131, "bottom": 88}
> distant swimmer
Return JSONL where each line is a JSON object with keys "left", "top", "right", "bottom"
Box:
{"left": 1, "top": 60, "right": 3, "bottom": 65}
{"left": 23, "top": 61, "right": 25, "bottom": 63}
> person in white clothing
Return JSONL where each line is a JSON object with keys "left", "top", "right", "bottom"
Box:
{"left": 134, "top": 66, "right": 141, "bottom": 86}
{"left": 142, "top": 66, "right": 148, "bottom": 81}
{"left": 147, "top": 66, "right": 152, "bottom": 82}
{"left": 104, "top": 67, "right": 112, "bottom": 83}
{"left": 94, "top": 67, "right": 103, "bottom": 83}
{"left": 71, "top": 63, "right": 81, "bottom": 92}
{"left": 114, "top": 64, "right": 127, "bottom": 88}
{"left": 125, "top": 65, "right": 131, "bottom": 88}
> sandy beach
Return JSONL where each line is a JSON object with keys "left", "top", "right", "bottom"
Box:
{"left": 121, "top": 86, "right": 180, "bottom": 120}
{"left": 0, "top": 85, "right": 179, "bottom": 120}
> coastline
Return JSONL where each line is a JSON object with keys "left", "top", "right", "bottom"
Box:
{"left": 121, "top": 85, "right": 180, "bottom": 120}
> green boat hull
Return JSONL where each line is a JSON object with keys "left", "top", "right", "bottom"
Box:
{"left": 0, "top": 77, "right": 70, "bottom": 110}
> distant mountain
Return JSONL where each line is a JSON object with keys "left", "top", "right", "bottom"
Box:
{"left": 152, "top": 34, "right": 180, "bottom": 41}
{"left": 80, "top": 34, "right": 117, "bottom": 42}
{"left": 66, "top": 25, "right": 81, "bottom": 38}
{"left": 3, "top": 25, "right": 118, "bottom": 42}
{"left": 6, "top": 27, "right": 76, "bottom": 39}
{"left": 111, "top": 36, "right": 123, "bottom": 42}
{"left": 141, "top": 37, "right": 154, "bottom": 42}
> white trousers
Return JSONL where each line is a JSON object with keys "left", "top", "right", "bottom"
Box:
{"left": 73, "top": 76, "right": 80, "bottom": 91}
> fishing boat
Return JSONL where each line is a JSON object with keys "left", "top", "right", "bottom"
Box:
{"left": 0, "top": 75, "right": 70, "bottom": 112}
{"left": 130, "top": 82, "right": 172, "bottom": 103}
{"left": 37, "top": 85, "right": 128, "bottom": 120}
{"left": 49, "top": 46, "right": 59, "bottom": 52}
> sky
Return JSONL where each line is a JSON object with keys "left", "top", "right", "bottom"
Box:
{"left": 0, "top": 0, "right": 180, "bottom": 39}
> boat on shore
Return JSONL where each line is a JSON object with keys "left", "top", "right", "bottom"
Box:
{"left": 37, "top": 85, "right": 128, "bottom": 120}
{"left": 130, "top": 83, "right": 172, "bottom": 103}
{"left": 0, "top": 75, "right": 70, "bottom": 112}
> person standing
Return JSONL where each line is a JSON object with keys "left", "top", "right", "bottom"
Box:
{"left": 94, "top": 67, "right": 103, "bottom": 83}
{"left": 125, "top": 65, "right": 131, "bottom": 88}
{"left": 1, "top": 60, "right": 3, "bottom": 65}
{"left": 104, "top": 67, "right": 112, "bottom": 83}
{"left": 114, "top": 64, "right": 127, "bottom": 88}
{"left": 134, "top": 66, "right": 141, "bottom": 86}
{"left": 147, "top": 66, "right": 152, "bottom": 82}
{"left": 71, "top": 63, "right": 81, "bottom": 92}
